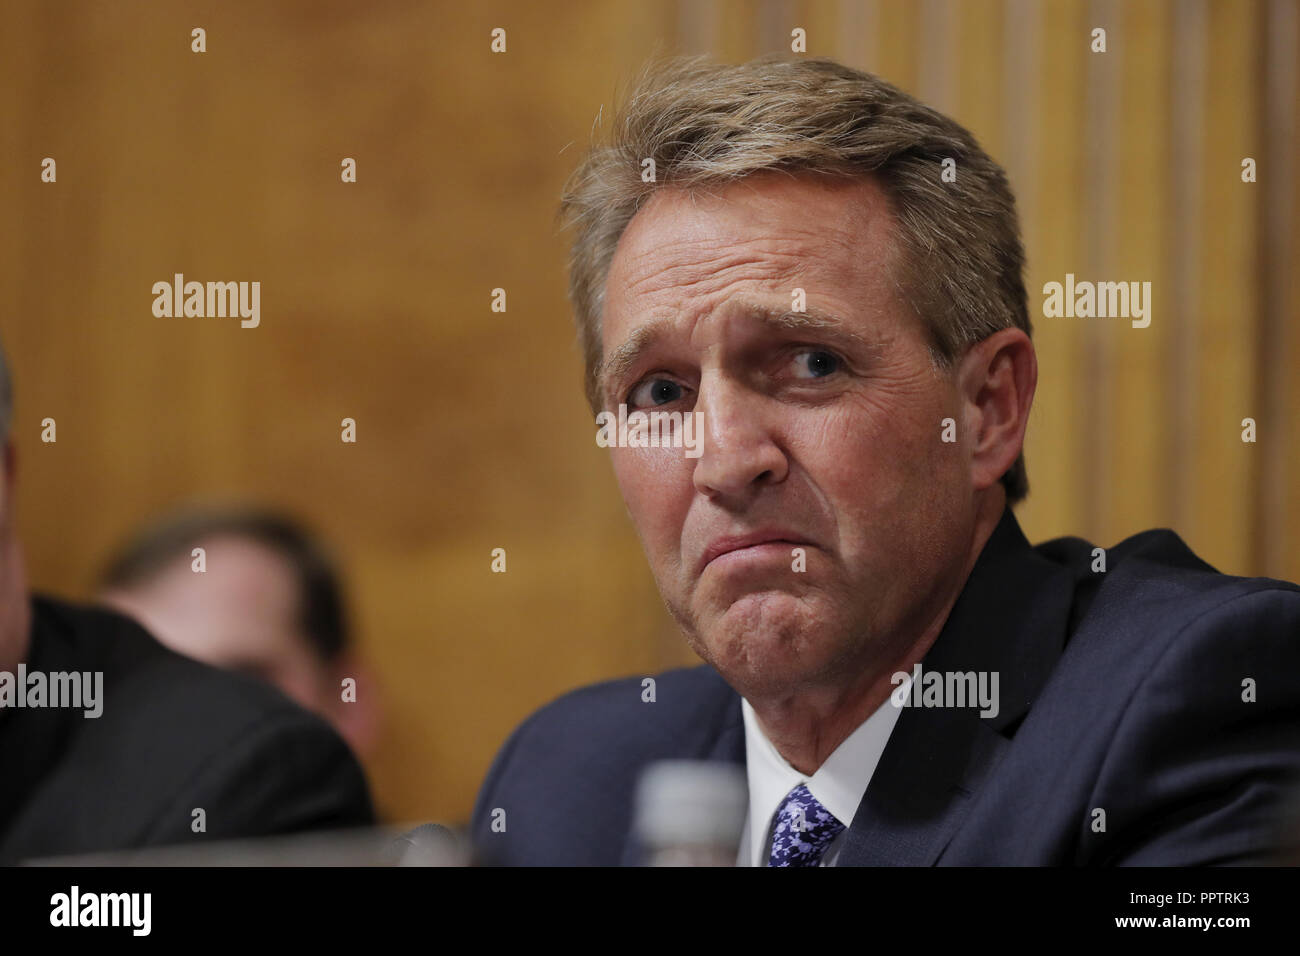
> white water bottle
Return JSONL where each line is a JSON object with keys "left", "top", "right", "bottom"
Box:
{"left": 633, "top": 760, "right": 747, "bottom": 866}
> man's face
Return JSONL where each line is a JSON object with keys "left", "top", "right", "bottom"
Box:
{"left": 599, "top": 173, "right": 979, "bottom": 701}
{"left": 102, "top": 536, "right": 332, "bottom": 714}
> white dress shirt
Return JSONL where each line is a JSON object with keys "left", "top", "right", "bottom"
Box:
{"left": 736, "top": 677, "right": 909, "bottom": 867}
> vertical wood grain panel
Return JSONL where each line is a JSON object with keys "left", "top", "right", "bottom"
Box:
{"left": 1107, "top": 0, "right": 1174, "bottom": 539}
{"left": 1018, "top": 0, "right": 1090, "bottom": 541}
{"left": 1185, "top": 0, "right": 1260, "bottom": 573}
{"left": 1257, "top": 0, "right": 1299, "bottom": 579}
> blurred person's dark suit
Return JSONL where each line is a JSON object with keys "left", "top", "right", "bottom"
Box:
{"left": 473, "top": 508, "right": 1300, "bottom": 865}
{"left": 0, "top": 597, "right": 374, "bottom": 864}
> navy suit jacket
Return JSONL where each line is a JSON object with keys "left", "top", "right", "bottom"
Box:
{"left": 471, "top": 508, "right": 1300, "bottom": 865}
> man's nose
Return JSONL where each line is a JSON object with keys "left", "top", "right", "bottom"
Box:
{"left": 691, "top": 377, "right": 788, "bottom": 501}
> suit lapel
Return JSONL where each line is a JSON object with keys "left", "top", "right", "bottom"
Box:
{"left": 835, "top": 694, "right": 1011, "bottom": 865}
{"left": 836, "top": 507, "right": 1076, "bottom": 865}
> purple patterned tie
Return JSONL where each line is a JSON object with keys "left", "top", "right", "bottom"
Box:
{"left": 766, "top": 783, "right": 845, "bottom": 867}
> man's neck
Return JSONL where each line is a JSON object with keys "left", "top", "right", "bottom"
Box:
{"left": 749, "top": 493, "right": 1006, "bottom": 775}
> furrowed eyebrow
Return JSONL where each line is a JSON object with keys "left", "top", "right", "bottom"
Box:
{"left": 754, "top": 305, "right": 878, "bottom": 349}
{"left": 597, "top": 317, "right": 675, "bottom": 406}
{"left": 597, "top": 304, "right": 884, "bottom": 404}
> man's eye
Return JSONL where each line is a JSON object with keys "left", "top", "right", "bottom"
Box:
{"left": 627, "top": 378, "right": 684, "bottom": 408}
{"left": 792, "top": 349, "right": 842, "bottom": 379}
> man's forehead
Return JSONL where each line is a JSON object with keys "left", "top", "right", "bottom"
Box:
{"left": 601, "top": 175, "right": 900, "bottom": 335}
{"left": 609, "top": 173, "right": 893, "bottom": 288}
{"left": 613, "top": 298, "right": 880, "bottom": 353}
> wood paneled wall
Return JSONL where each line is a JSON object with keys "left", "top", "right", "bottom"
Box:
{"left": 1, "top": 0, "right": 1295, "bottom": 824}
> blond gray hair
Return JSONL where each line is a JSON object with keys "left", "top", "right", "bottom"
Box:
{"left": 559, "top": 54, "right": 1031, "bottom": 502}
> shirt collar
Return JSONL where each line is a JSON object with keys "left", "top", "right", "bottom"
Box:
{"left": 740, "top": 682, "right": 908, "bottom": 866}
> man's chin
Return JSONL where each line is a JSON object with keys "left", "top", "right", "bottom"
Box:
{"left": 686, "top": 592, "right": 845, "bottom": 695}
{"left": 703, "top": 587, "right": 820, "bottom": 632}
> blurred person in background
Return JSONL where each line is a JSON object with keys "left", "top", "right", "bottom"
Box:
{"left": 0, "top": 337, "right": 374, "bottom": 864}
{"left": 98, "top": 506, "right": 380, "bottom": 762}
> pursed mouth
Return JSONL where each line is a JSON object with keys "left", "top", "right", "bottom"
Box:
{"left": 698, "top": 534, "right": 815, "bottom": 575}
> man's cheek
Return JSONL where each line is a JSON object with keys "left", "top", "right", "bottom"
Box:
{"left": 618, "top": 483, "right": 685, "bottom": 577}
{"left": 612, "top": 455, "right": 656, "bottom": 519}
{"left": 891, "top": 400, "right": 954, "bottom": 476}
{"left": 614, "top": 445, "right": 689, "bottom": 490}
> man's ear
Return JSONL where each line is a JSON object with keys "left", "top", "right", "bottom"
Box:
{"left": 955, "top": 328, "right": 1036, "bottom": 493}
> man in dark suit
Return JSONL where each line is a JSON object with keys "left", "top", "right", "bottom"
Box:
{"left": 471, "top": 55, "right": 1300, "bottom": 866}
{"left": 0, "top": 341, "right": 374, "bottom": 864}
